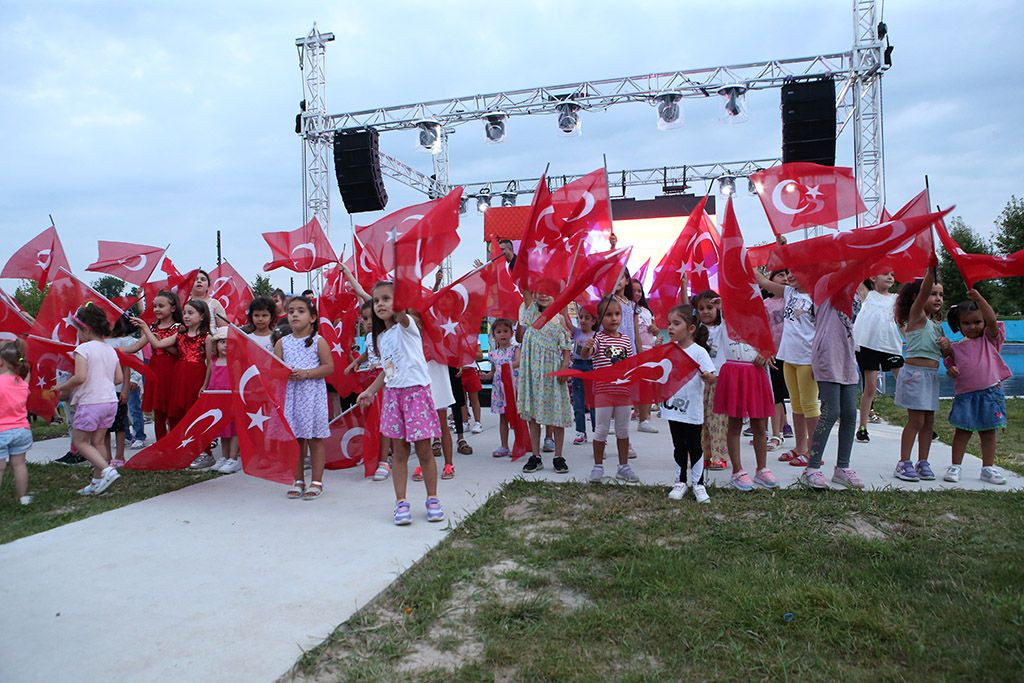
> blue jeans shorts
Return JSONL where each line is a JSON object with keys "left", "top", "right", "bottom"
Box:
{"left": 0, "top": 427, "right": 33, "bottom": 459}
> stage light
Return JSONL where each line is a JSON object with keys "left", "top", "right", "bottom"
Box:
{"left": 459, "top": 197, "right": 469, "bottom": 215}
{"left": 476, "top": 188, "right": 492, "bottom": 213}
{"left": 717, "top": 85, "right": 748, "bottom": 123}
{"left": 501, "top": 181, "right": 518, "bottom": 207}
{"left": 416, "top": 119, "right": 441, "bottom": 154}
{"left": 655, "top": 93, "right": 683, "bottom": 130}
{"left": 747, "top": 178, "right": 758, "bottom": 195}
{"left": 718, "top": 175, "right": 736, "bottom": 196}
{"left": 483, "top": 112, "right": 507, "bottom": 144}
{"left": 556, "top": 101, "right": 582, "bottom": 136}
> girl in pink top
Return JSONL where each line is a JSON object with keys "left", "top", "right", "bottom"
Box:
{"left": 54, "top": 304, "right": 123, "bottom": 496}
{"left": 0, "top": 340, "right": 33, "bottom": 505}
{"left": 942, "top": 289, "right": 1012, "bottom": 485}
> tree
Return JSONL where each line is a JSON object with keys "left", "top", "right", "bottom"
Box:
{"left": 993, "top": 196, "right": 1024, "bottom": 313}
{"left": 13, "top": 280, "right": 46, "bottom": 317}
{"left": 937, "top": 217, "right": 1002, "bottom": 310}
{"left": 251, "top": 274, "right": 273, "bottom": 298}
{"left": 91, "top": 275, "right": 125, "bottom": 301}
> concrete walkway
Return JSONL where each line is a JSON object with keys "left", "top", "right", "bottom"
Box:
{"left": 3, "top": 412, "right": 1021, "bottom": 682}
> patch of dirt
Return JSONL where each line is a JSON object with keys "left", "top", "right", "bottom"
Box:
{"left": 655, "top": 534, "right": 698, "bottom": 549}
{"left": 511, "top": 518, "right": 569, "bottom": 543}
{"left": 938, "top": 512, "right": 960, "bottom": 522}
{"left": 502, "top": 496, "right": 540, "bottom": 522}
{"left": 833, "top": 513, "right": 891, "bottom": 541}
{"left": 493, "top": 667, "right": 520, "bottom": 683}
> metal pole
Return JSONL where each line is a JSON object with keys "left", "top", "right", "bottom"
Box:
{"left": 216, "top": 230, "right": 222, "bottom": 266}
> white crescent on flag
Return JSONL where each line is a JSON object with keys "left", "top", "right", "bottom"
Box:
{"left": 340, "top": 427, "right": 365, "bottom": 461}
{"left": 291, "top": 242, "right": 317, "bottom": 264}
{"left": 610, "top": 359, "right": 674, "bottom": 385}
{"left": 117, "top": 254, "right": 148, "bottom": 272}
{"left": 770, "top": 180, "right": 806, "bottom": 216}
{"left": 238, "top": 364, "right": 259, "bottom": 404}
{"left": 566, "top": 191, "right": 596, "bottom": 223}
{"left": 35, "top": 249, "right": 52, "bottom": 270}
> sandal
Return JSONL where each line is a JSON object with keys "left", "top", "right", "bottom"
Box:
{"left": 788, "top": 453, "right": 811, "bottom": 467}
{"left": 431, "top": 439, "right": 442, "bottom": 457}
{"left": 457, "top": 439, "right": 473, "bottom": 455}
{"left": 707, "top": 457, "right": 728, "bottom": 471}
{"left": 767, "top": 435, "right": 784, "bottom": 451}
{"left": 302, "top": 481, "right": 323, "bottom": 500}
{"left": 778, "top": 449, "right": 797, "bottom": 462}
{"left": 286, "top": 480, "right": 305, "bottom": 499}
{"left": 441, "top": 463, "right": 455, "bottom": 479}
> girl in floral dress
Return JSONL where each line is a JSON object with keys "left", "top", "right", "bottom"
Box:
{"left": 485, "top": 318, "right": 520, "bottom": 458}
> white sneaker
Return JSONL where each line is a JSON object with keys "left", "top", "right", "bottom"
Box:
{"left": 637, "top": 420, "right": 659, "bottom": 433}
{"left": 220, "top": 458, "right": 243, "bottom": 474}
{"left": 668, "top": 482, "right": 688, "bottom": 500}
{"left": 19, "top": 495, "right": 33, "bottom": 505}
{"left": 91, "top": 467, "right": 121, "bottom": 494}
{"left": 372, "top": 462, "right": 391, "bottom": 481}
{"left": 943, "top": 465, "right": 961, "bottom": 483}
{"left": 470, "top": 421, "right": 483, "bottom": 434}
{"left": 78, "top": 481, "right": 98, "bottom": 496}
{"left": 981, "top": 466, "right": 1006, "bottom": 485}
{"left": 212, "top": 457, "right": 228, "bottom": 472}
{"left": 692, "top": 484, "right": 710, "bottom": 504}
{"left": 128, "top": 439, "right": 147, "bottom": 450}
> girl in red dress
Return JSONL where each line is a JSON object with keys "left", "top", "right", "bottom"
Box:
{"left": 129, "top": 291, "right": 183, "bottom": 441}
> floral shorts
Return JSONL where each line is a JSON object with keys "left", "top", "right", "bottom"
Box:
{"left": 381, "top": 385, "right": 442, "bottom": 443}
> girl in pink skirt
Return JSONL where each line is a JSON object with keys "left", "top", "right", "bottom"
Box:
{"left": 203, "top": 329, "right": 240, "bottom": 473}
{"left": 357, "top": 282, "right": 445, "bottom": 526}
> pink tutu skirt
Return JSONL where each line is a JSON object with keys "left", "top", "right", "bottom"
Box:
{"left": 713, "top": 361, "right": 775, "bottom": 419}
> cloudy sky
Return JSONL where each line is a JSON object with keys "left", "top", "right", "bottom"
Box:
{"left": 2, "top": 0, "right": 1022, "bottom": 294}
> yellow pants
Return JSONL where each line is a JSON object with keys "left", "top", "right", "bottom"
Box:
{"left": 783, "top": 362, "right": 820, "bottom": 417}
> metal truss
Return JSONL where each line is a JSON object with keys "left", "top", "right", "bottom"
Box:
{"left": 296, "top": 25, "right": 334, "bottom": 241}
{"left": 851, "top": 0, "right": 888, "bottom": 225}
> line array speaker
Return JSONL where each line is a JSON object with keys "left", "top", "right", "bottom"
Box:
{"left": 333, "top": 128, "right": 388, "bottom": 214}
{"left": 781, "top": 77, "right": 837, "bottom": 166}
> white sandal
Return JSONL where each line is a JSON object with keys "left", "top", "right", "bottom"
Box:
{"left": 767, "top": 435, "right": 784, "bottom": 451}
{"left": 286, "top": 480, "right": 305, "bottom": 499}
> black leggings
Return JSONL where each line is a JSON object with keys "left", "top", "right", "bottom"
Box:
{"left": 669, "top": 420, "right": 704, "bottom": 485}
{"left": 447, "top": 366, "right": 467, "bottom": 436}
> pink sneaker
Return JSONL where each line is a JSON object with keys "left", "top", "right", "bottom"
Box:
{"left": 730, "top": 470, "right": 755, "bottom": 492}
{"left": 572, "top": 432, "right": 588, "bottom": 445}
{"left": 754, "top": 468, "right": 779, "bottom": 489}
{"left": 832, "top": 467, "right": 865, "bottom": 490}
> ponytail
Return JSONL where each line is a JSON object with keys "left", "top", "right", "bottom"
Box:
{"left": 0, "top": 340, "right": 30, "bottom": 379}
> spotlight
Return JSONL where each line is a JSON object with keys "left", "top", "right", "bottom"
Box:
{"left": 501, "top": 181, "right": 518, "bottom": 207}
{"left": 483, "top": 112, "right": 507, "bottom": 144}
{"left": 718, "top": 175, "right": 736, "bottom": 196}
{"left": 655, "top": 92, "right": 683, "bottom": 130}
{"left": 459, "top": 197, "right": 469, "bottom": 215}
{"left": 476, "top": 188, "right": 492, "bottom": 213}
{"left": 717, "top": 85, "right": 748, "bottom": 123}
{"left": 416, "top": 119, "right": 441, "bottom": 154}
{"left": 556, "top": 101, "right": 582, "bottom": 136}
{"left": 747, "top": 178, "right": 758, "bottom": 195}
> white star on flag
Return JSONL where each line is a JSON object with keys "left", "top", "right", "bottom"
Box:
{"left": 440, "top": 318, "right": 459, "bottom": 336}
{"left": 530, "top": 240, "right": 551, "bottom": 260}
{"left": 63, "top": 313, "right": 76, "bottom": 328}
{"left": 692, "top": 261, "right": 707, "bottom": 276}
{"left": 674, "top": 263, "right": 687, "bottom": 278}
{"left": 331, "top": 343, "right": 344, "bottom": 355}
{"left": 805, "top": 184, "right": 822, "bottom": 199}
{"left": 179, "top": 437, "right": 194, "bottom": 448}
{"left": 247, "top": 407, "right": 271, "bottom": 431}
{"left": 749, "top": 282, "right": 762, "bottom": 300}
{"left": 37, "top": 376, "right": 47, "bottom": 388}
{"left": 386, "top": 227, "right": 402, "bottom": 243}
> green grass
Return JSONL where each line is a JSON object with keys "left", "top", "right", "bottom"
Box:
{"left": 0, "top": 464, "right": 217, "bottom": 544}
{"left": 285, "top": 481, "right": 1024, "bottom": 682}
{"left": 874, "top": 396, "right": 1024, "bottom": 474}
{"left": 29, "top": 416, "right": 69, "bottom": 441}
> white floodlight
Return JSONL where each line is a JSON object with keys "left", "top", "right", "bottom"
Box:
{"left": 501, "top": 181, "right": 518, "bottom": 207}
{"left": 556, "top": 101, "right": 582, "bottom": 136}
{"left": 483, "top": 112, "right": 507, "bottom": 144}
{"left": 717, "top": 85, "right": 748, "bottom": 123}
{"left": 416, "top": 119, "right": 441, "bottom": 154}
{"left": 655, "top": 92, "right": 683, "bottom": 130}
{"left": 718, "top": 175, "right": 736, "bottom": 196}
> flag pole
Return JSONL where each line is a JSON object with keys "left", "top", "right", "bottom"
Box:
{"left": 602, "top": 154, "right": 616, "bottom": 250}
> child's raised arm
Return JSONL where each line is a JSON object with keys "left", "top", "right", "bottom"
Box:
{"left": 754, "top": 269, "right": 786, "bottom": 298}
{"left": 968, "top": 288, "right": 999, "bottom": 339}
{"left": 908, "top": 266, "right": 936, "bottom": 328}
{"left": 339, "top": 262, "right": 371, "bottom": 303}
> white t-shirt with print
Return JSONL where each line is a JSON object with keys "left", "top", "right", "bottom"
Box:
{"left": 662, "top": 344, "right": 716, "bottom": 425}
{"left": 775, "top": 285, "right": 815, "bottom": 365}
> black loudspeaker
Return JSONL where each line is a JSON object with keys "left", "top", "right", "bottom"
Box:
{"left": 781, "top": 77, "right": 837, "bottom": 166}
{"left": 333, "top": 128, "right": 388, "bottom": 213}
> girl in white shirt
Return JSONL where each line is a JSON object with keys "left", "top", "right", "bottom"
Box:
{"left": 853, "top": 272, "right": 904, "bottom": 442}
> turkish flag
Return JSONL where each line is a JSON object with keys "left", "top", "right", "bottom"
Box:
{"left": 501, "top": 364, "right": 532, "bottom": 461}
{"left": 352, "top": 234, "right": 387, "bottom": 291}
{"left": 648, "top": 196, "right": 711, "bottom": 328}
{"left": 511, "top": 175, "right": 574, "bottom": 296}
{"left": 393, "top": 188, "right": 463, "bottom": 310}
{"left": 634, "top": 258, "right": 651, "bottom": 290}
{"left": 936, "top": 219, "right": 1024, "bottom": 287}
{"left": 323, "top": 400, "right": 382, "bottom": 477}
{"left": 32, "top": 269, "right": 124, "bottom": 346}
{"left": 1, "top": 226, "right": 71, "bottom": 290}
{"left": 355, "top": 191, "right": 460, "bottom": 276}
{"left": 0, "top": 288, "right": 33, "bottom": 340}
{"left": 746, "top": 243, "right": 781, "bottom": 271}
{"left": 125, "top": 391, "right": 233, "bottom": 470}
{"left": 482, "top": 248, "right": 522, "bottom": 320}
{"left": 86, "top": 241, "right": 165, "bottom": 286}
{"left": 751, "top": 162, "right": 866, "bottom": 235}
{"left": 23, "top": 335, "right": 76, "bottom": 418}
{"left": 422, "top": 260, "right": 494, "bottom": 367}
{"left": 552, "top": 168, "right": 612, "bottom": 248}
{"left": 551, "top": 342, "right": 699, "bottom": 408}
{"left": 718, "top": 199, "right": 776, "bottom": 359}
{"left": 685, "top": 209, "right": 721, "bottom": 295}
{"left": 781, "top": 207, "right": 953, "bottom": 316}
{"left": 535, "top": 246, "right": 631, "bottom": 328}
{"left": 317, "top": 263, "right": 359, "bottom": 323}
{"left": 263, "top": 216, "right": 339, "bottom": 273}
{"left": 208, "top": 261, "right": 253, "bottom": 326}
{"left": 319, "top": 313, "right": 362, "bottom": 396}
{"left": 226, "top": 325, "right": 299, "bottom": 484}
{"left": 144, "top": 257, "right": 200, "bottom": 316}
{"left": 874, "top": 190, "right": 935, "bottom": 282}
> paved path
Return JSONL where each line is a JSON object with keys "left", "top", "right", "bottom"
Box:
{"left": 3, "top": 412, "right": 1021, "bottom": 682}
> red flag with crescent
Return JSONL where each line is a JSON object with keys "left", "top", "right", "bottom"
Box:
{"left": 873, "top": 190, "right": 936, "bottom": 282}
{"left": 534, "top": 246, "right": 631, "bottom": 328}
{"left": 1, "top": 226, "right": 71, "bottom": 290}
{"left": 323, "top": 398, "right": 382, "bottom": 477}
{"left": 502, "top": 364, "right": 533, "bottom": 461}
{"left": 31, "top": 269, "right": 124, "bottom": 346}
{"left": 318, "top": 313, "right": 361, "bottom": 396}
{"left": 0, "top": 288, "right": 33, "bottom": 340}
{"left": 125, "top": 391, "right": 233, "bottom": 470}
{"left": 86, "top": 241, "right": 165, "bottom": 286}
{"left": 936, "top": 218, "right": 1024, "bottom": 287}
{"left": 392, "top": 188, "right": 463, "bottom": 311}
{"left": 751, "top": 162, "right": 866, "bottom": 235}
{"left": 550, "top": 341, "right": 699, "bottom": 408}
{"left": 421, "top": 260, "right": 493, "bottom": 366}
{"left": 648, "top": 196, "right": 711, "bottom": 328}
{"left": 225, "top": 325, "right": 299, "bottom": 484}
{"left": 23, "top": 336, "right": 76, "bottom": 418}
{"left": 352, "top": 234, "right": 387, "bottom": 291}
{"left": 262, "top": 216, "right": 339, "bottom": 273}
{"left": 552, "top": 168, "right": 612, "bottom": 248}
{"left": 511, "top": 174, "right": 575, "bottom": 296}
{"left": 208, "top": 261, "right": 253, "bottom": 326}
{"left": 482, "top": 250, "right": 522, "bottom": 320}
{"left": 718, "top": 199, "right": 776, "bottom": 359}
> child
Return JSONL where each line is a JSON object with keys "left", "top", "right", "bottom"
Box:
{"left": 357, "top": 282, "right": 445, "bottom": 525}
{"left": 582, "top": 296, "right": 638, "bottom": 483}
{"left": 630, "top": 277, "right": 659, "bottom": 433}
{"left": 54, "top": 304, "right": 123, "bottom": 496}
{"left": 893, "top": 266, "right": 947, "bottom": 482}
{"left": 853, "top": 272, "right": 904, "bottom": 442}
{"left": 756, "top": 267, "right": 818, "bottom": 465}
{"left": 569, "top": 308, "right": 596, "bottom": 445}
{"left": 346, "top": 300, "right": 392, "bottom": 481}
{"left": 105, "top": 316, "right": 143, "bottom": 468}
{"left": 204, "top": 329, "right": 241, "bottom": 473}
{"left": 517, "top": 289, "right": 573, "bottom": 474}
{"left": 943, "top": 289, "right": 1011, "bottom": 485}
{"left": 762, "top": 269, "right": 792, "bottom": 451}
{"left": 246, "top": 296, "right": 278, "bottom": 353}
{"left": 703, "top": 293, "right": 779, "bottom": 491}
{"left": 482, "top": 318, "right": 520, "bottom": 457}
{"left": 168, "top": 299, "right": 212, "bottom": 470}
{"left": 190, "top": 269, "right": 228, "bottom": 334}
{"left": 693, "top": 291, "right": 728, "bottom": 470}
{"left": 277, "top": 296, "right": 333, "bottom": 499}
{"left": 130, "top": 291, "right": 182, "bottom": 440}
{"left": 798, "top": 299, "right": 865, "bottom": 490}
{"left": 662, "top": 305, "right": 716, "bottom": 503}
{"left": 0, "top": 341, "right": 33, "bottom": 504}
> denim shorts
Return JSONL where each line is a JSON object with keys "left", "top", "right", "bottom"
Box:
{"left": 0, "top": 427, "right": 33, "bottom": 459}
{"left": 949, "top": 385, "right": 1007, "bottom": 432}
